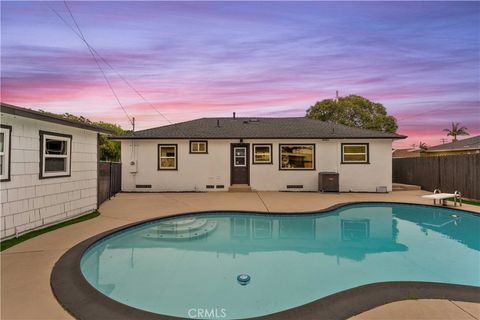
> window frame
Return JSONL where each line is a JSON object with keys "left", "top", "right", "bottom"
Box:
{"left": 341, "top": 143, "right": 370, "bottom": 164}
{"left": 157, "top": 144, "right": 178, "bottom": 170}
{"left": 189, "top": 140, "right": 208, "bottom": 154}
{"left": 233, "top": 146, "right": 247, "bottom": 167}
{"left": 0, "top": 125, "right": 12, "bottom": 182}
{"left": 39, "top": 131, "right": 72, "bottom": 179}
{"left": 279, "top": 144, "right": 316, "bottom": 171}
{"left": 252, "top": 144, "right": 273, "bottom": 164}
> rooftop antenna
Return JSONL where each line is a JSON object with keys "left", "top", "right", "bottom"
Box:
{"left": 132, "top": 117, "right": 135, "bottom": 132}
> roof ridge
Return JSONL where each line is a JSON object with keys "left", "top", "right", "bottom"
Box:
{"left": 114, "top": 116, "right": 406, "bottom": 140}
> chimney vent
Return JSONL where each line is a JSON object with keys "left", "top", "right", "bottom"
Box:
{"left": 233, "top": 112, "right": 236, "bottom": 119}
{"left": 216, "top": 119, "right": 220, "bottom": 127}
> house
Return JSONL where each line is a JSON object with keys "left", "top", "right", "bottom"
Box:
{"left": 392, "top": 148, "right": 420, "bottom": 158}
{"left": 0, "top": 103, "right": 113, "bottom": 239}
{"left": 114, "top": 116, "right": 406, "bottom": 193}
{"left": 422, "top": 136, "right": 480, "bottom": 157}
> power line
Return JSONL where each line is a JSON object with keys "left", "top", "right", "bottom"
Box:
{"left": 51, "top": 2, "right": 172, "bottom": 125}
{"left": 61, "top": 1, "right": 133, "bottom": 126}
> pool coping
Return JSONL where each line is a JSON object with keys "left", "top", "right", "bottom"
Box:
{"left": 50, "top": 201, "right": 480, "bottom": 320}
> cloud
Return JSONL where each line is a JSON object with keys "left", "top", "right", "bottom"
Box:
{"left": 1, "top": 1, "right": 478, "bottom": 141}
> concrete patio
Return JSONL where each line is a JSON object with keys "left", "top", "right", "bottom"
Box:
{"left": 1, "top": 190, "right": 479, "bottom": 320}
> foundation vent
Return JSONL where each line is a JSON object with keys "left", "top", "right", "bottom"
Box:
{"left": 287, "top": 185, "right": 303, "bottom": 189}
{"left": 206, "top": 185, "right": 215, "bottom": 189}
{"left": 136, "top": 184, "right": 152, "bottom": 188}
{"left": 216, "top": 185, "right": 225, "bottom": 189}
{"left": 376, "top": 186, "right": 388, "bottom": 193}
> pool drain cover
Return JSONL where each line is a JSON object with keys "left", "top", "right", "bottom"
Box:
{"left": 237, "top": 274, "right": 251, "bottom": 285}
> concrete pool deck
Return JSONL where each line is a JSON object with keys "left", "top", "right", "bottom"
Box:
{"left": 1, "top": 190, "right": 479, "bottom": 320}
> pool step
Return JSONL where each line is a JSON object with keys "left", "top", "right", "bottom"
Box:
{"left": 143, "top": 220, "right": 218, "bottom": 240}
{"left": 392, "top": 183, "right": 421, "bottom": 191}
{"left": 155, "top": 218, "right": 208, "bottom": 233}
{"left": 229, "top": 184, "right": 252, "bottom": 192}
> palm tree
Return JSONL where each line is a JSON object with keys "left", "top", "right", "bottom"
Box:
{"left": 443, "top": 122, "right": 469, "bottom": 142}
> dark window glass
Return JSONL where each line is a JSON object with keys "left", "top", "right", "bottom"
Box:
{"left": 280, "top": 145, "right": 314, "bottom": 169}
{"left": 0, "top": 132, "right": 4, "bottom": 152}
{"left": 45, "top": 158, "right": 66, "bottom": 172}
{"left": 254, "top": 146, "right": 271, "bottom": 163}
{"left": 46, "top": 139, "right": 67, "bottom": 155}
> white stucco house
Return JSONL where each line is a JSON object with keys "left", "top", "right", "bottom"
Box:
{"left": 0, "top": 103, "right": 113, "bottom": 239}
{"left": 115, "top": 115, "right": 406, "bottom": 193}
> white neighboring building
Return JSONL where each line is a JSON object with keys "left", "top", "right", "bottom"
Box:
{"left": 0, "top": 103, "right": 113, "bottom": 239}
{"left": 115, "top": 116, "right": 406, "bottom": 193}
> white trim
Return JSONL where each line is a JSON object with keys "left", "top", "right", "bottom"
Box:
{"left": 253, "top": 144, "right": 272, "bottom": 163}
{"left": 159, "top": 145, "right": 177, "bottom": 169}
{"left": 342, "top": 144, "right": 368, "bottom": 163}
{"left": 42, "top": 134, "right": 71, "bottom": 178}
{"left": 0, "top": 127, "right": 10, "bottom": 180}
{"left": 190, "top": 141, "right": 207, "bottom": 153}
{"left": 233, "top": 147, "right": 247, "bottom": 167}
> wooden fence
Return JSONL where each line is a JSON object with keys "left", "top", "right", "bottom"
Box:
{"left": 393, "top": 154, "right": 480, "bottom": 200}
{"left": 98, "top": 161, "right": 122, "bottom": 206}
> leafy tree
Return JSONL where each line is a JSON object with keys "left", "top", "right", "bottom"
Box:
{"left": 39, "top": 110, "right": 124, "bottom": 161}
{"left": 443, "top": 122, "right": 469, "bottom": 142}
{"left": 306, "top": 95, "right": 398, "bottom": 133}
{"left": 419, "top": 142, "right": 428, "bottom": 151}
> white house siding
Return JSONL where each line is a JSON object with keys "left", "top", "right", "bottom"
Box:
{"left": 0, "top": 114, "right": 98, "bottom": 239}
{"left": 121, "top": 138, "right": 393, "bottom": 193}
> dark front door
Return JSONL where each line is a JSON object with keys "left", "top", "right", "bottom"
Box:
{"left": 231, "top": 144, "right": 250, "bottom": 185}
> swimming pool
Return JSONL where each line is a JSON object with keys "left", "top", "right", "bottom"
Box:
{"left": 75, "top": 203, "right": 479, "bottom": 319}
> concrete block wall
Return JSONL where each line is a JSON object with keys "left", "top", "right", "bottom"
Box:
{"left": 0, "top": 114, "right": 98, "bottom": 239}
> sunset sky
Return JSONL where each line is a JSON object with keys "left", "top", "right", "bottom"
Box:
{"left": 1, "top": 1, "right": 479, "bottom": 148}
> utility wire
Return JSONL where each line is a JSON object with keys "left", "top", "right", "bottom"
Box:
{"left": 61, "top": 1, "right": 133, "bottom": 126}
{"left": 52, "top": 2, "right": 172, "bottom": 125}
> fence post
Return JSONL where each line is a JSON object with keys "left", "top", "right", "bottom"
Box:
{"left": 108, "top": 161, "right": 112, "bottom": 200}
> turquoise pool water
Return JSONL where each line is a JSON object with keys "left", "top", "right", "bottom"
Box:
{"left": 80, "top": 203, "right": 480, "bottom": 319}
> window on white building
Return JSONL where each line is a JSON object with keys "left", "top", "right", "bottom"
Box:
{"left": 253, "top": 144, "right": 272, "bottom": 164}
{"left": 341, "top": 144, "right": 369, "bottom": 164}
{"left": 40, "top": 131, "right": 72, "bottom": 178}
{"left": 158, "top": 145, "right": 177, "bottom": 170}
{"left": 279, "top": 144, "right": 315, "bottom": 170}
{"left": 190, "top": 141, "right": 207, "bottom": 154}
{"left": 0, "top": 125, "right": 12, "bottom": 181}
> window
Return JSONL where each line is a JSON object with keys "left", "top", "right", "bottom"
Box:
{"left": 252, "top": 144, "right": 272, "bottom": 164}
{"left": 40, "top": 131, "right": 72, "bottom": 179}
{"left": 0, "top": 125, "right": 12, "bottom": 181}
{"left": 158, "top": 144, "right": 177, "bottom": 170}
{"left": 233, "top": 147, "right": 246, "bottom": 167}
{"left": 279, "top": 144, "right": 315, "bottom": 170}
{"left": 190, "top": 141, "right": 207, "bottom": 154}
{"left": 342, "top": 143, "right": 369, "bottom": 164}
{"left": 341, "top": 219, "right": 370, "bottom": 241}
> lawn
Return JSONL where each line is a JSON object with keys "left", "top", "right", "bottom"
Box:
{"left": 0, "top": 211, "right": 100, "bottom": 251}
{"left": 448, "top": 198, "right": 480, "bottom": 207}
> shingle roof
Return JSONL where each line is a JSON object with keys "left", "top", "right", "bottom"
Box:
{"left": 114, "top": 117, "right": 406, "bottom": 140}
{"left": 392, "top": 148, "right": 420, "bottom": 158}
{"left": 1, "top": 102, "right": 115, "bottom": 134}
{"left": 426, "top": 135, "right": 480, "bottom": 152}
